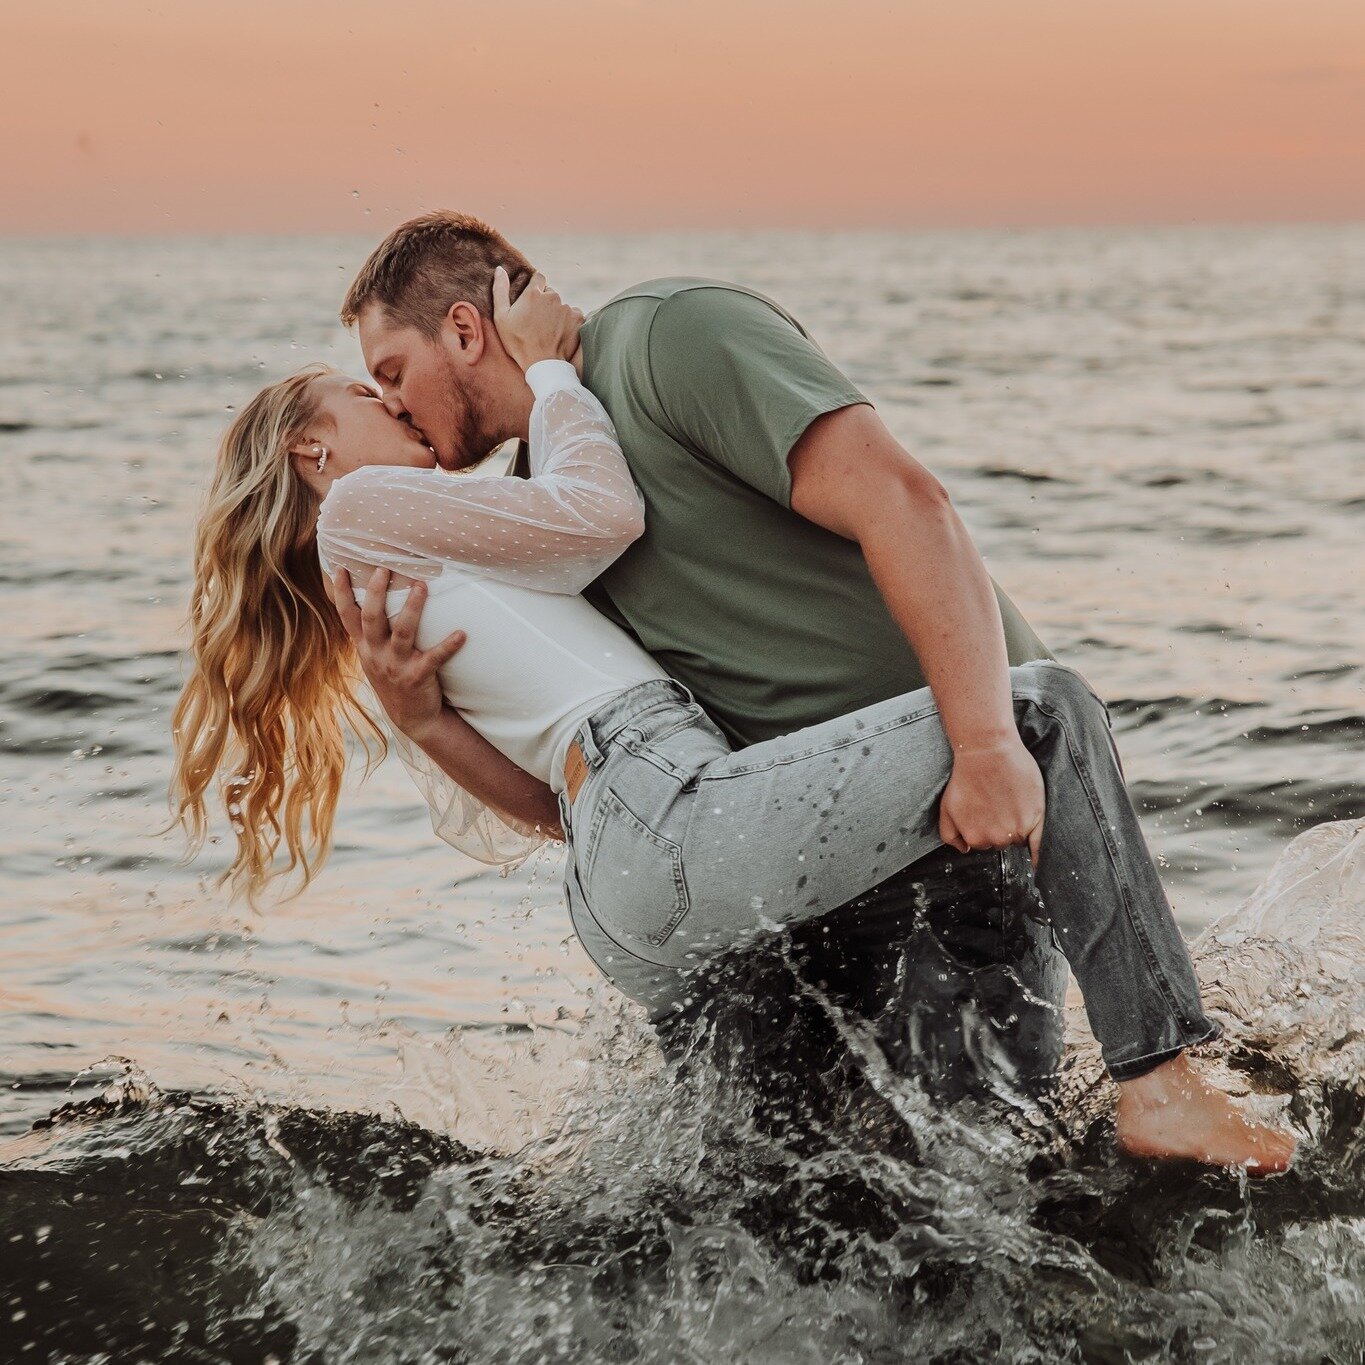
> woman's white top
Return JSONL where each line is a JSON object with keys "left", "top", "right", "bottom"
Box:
{"left": 316, "top": 360, "right": 668, "bottom": 866}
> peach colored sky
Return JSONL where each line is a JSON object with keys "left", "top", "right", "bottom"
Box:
{"left": 2, "top": 0, "right": 1363, "bottom": 234}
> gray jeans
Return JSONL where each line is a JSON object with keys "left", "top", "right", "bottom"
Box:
{"left": 558, "top": 662, "right": 1220, "bottom": 1082}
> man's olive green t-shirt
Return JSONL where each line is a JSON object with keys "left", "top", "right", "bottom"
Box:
{"left": 570, "top": 277, "right": 1051, "bottom": 748}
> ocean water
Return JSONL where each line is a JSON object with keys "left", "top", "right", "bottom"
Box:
{"left": 1, "top": 226, "right": 1363, "bottom": 1361}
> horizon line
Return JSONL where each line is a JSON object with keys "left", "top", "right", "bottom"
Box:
{"left": 3, "top": 213, "right": 1363, "bottom": 244}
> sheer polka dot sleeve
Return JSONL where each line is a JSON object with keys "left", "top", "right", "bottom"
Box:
{"left": 315, "top": 375, "right": 645, "bottom": 595}
{"left": 387, "top": 723, "right": 546, "bottom": 868}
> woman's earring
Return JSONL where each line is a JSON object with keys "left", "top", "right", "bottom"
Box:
{"left": 314, "top": 444, "right": 329, "bottom": 473}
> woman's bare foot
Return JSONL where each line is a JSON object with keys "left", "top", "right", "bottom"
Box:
{"left": 1115, "top": 1053, "right": 1296, "bottom": 1172}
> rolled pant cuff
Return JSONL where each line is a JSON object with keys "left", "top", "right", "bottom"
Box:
{"left": 1105, "top": 1019, "right": 1224, "bottom": 1083}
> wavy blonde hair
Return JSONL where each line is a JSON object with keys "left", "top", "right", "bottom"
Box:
{"left": 170, "top": 365, "right": 385, "bottom": 906}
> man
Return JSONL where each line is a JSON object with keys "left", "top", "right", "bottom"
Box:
{"left": 335, "top": 211, "right": 1071, "bottom": 1100}
{"left": 327, "top": 213, "right": 1309, "bottom": 1176}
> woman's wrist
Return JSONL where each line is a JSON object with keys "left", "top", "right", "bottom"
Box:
{"left": 396, "top": 705, "right": 458, "bottom": 747}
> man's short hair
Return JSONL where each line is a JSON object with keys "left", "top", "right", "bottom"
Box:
{"left": 340, "top": 211, "right": 535, "bottom": 337}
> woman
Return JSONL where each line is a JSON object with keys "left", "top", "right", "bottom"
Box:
{"left": 172, "top": 271, "right": 1294, "bottom": 1172}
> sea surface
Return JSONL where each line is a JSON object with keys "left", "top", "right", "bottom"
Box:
{"left": 1, "top": 226, "right": 1363, "bottom": 1361}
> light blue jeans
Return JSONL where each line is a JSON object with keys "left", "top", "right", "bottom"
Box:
{"left": 558, "top": 662, "right": 1219, "bottom": 1081}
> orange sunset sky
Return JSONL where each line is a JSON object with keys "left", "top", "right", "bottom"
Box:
{"left": 3, "top": 0, "right": 1363, "bottom": 235}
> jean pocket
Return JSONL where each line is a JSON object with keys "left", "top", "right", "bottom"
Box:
{"left": 580, "top": 788, "right": 691, "bottom": 950}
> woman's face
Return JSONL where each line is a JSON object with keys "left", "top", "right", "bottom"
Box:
{"left": 308, "top": 373, "right": 438, "bottom": 478}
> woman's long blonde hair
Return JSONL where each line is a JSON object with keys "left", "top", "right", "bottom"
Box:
{"left": 170, "top": 365, "right": 385, "bottom": 906}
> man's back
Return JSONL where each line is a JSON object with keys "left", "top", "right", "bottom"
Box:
{"left": 578, "top": 276, "right": 1051, "bottom": 747}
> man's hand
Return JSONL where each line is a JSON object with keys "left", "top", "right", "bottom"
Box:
{"left": 788, "top": 404, "right": 1048, "bottom": 868}
{"left": 939, "top": 736, "right": 1046, "bottom": 867}
{"left": 332, "top": 566, "right": 468, "bottom": 740}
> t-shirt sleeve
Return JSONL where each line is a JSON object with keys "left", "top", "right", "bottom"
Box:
{"left": 644, "top": 286, "right": 870, "bottom": 506}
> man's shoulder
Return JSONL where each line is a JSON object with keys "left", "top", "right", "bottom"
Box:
{"left": 586, "top": 279, "right": 808, "bottom": 373}
{"left": 592, "top": 276, "right": 792, "bottom": 326}
{"left": 584, "top": 279, "right": 767, "bottom": 391}
{"left": 601, "top": 275, "right": 747, "bottom": 305}
{"left": 581, "top": 277, "right": 823, "bottom": 421}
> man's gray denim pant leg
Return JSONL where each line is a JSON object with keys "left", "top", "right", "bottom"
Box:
{"left": 629, "top": 852, "right": 1066, "bottom": 1135}
{"left": 783, "top": 843, "right": 1070, "bottom": 1100}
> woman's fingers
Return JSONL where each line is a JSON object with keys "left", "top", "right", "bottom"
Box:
{"left": 1026, "top": 814, "right": 1044, "bottom": 869}
{"left": 425, "top": 630, "right": 468, "bottom": 670}
{"left": 492, "top": 264, "right": 511, "bottom": 320}
{"left": 332, "top": 568, "right": 362, "bottom": 641}
{"left": 492, "top": 265, "right": 580, "bottom": 368}
{"left": 389, "top": 579, "right": 426, "bottom": 654}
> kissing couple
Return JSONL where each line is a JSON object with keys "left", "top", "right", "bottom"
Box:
{"left": 172, "top": 210, "right": 1294, "bottom": 1172}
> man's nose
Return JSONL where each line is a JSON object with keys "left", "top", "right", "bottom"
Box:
{"left": 381, "top": 390, "right": 409, "bottom": 422}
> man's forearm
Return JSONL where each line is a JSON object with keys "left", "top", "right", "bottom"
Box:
{"left": 786, "top": 403, "right": 1043, "bottom": 853}
{"left": 403, "top": 705, "right": 563, "bottom": 837}
{"left": 859, "top": 481, "right": 1017, "bottom": 753}
{"left": 787, "top": 405, "right": 1017, "bottom": 752}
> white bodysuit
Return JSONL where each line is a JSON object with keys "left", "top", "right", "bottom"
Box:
{"left": 316, "top": 360, "right": 669, "bottom": 866}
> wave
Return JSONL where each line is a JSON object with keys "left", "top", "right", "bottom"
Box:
{"left": 970, "top": 463, "right": 1074, "bottom": 484}
{"left": 1130, "top": 778, "right": 1365, "bottom": 826}
{"left": 2, "top": 820, "right": 1363, "bottom": 1362}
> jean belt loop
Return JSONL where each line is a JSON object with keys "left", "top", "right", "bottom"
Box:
{"left": 577, "top": 721, "right": 605, "bottom": 769}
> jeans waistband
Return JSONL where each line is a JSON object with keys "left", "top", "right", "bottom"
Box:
{"left": 573, "top": 679, "right": 697, "bottom": 762}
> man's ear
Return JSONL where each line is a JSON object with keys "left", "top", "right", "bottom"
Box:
{"left": 443, "top": 301, "right": 487, "bottom": 365}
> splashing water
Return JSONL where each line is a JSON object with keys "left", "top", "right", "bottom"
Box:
{"left": 3, "top": 820, "right": 1363, "bottom": 1363}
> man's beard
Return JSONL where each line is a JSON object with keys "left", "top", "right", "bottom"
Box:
{"left": 436, "top": 356, "right": 501, "bottom": 471}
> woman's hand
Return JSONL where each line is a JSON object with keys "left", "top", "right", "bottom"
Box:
{"left": 492, "top": 266, "right": 584, "bottom": 372}
{"left": 332, "top": 564, "right": 563, "bottom": 840}
{"left": 332, "top": 566, "right": 468, "bottom": 743}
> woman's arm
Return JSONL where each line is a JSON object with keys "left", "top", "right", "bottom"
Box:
{"left": 316, "top": 277, "right": 643, "bottom": 596}
{"left": 335, "top": 567, "right": 562, "bottom": 841}
{"left": 400, "top": 701, "right": 562, "bottom": 839}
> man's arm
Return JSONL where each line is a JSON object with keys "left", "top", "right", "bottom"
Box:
{"left": 788, "top": 404, "right": 1045, "bottom": 864}
{"left": 643, "top": 286, "right": 1044, "bottom": 863}
{"left": 334, "top": 568, "right": 563, "bottom": 839}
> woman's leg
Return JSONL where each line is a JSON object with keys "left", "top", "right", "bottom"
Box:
{"left": 666, "top": 662, "right": 1212, "bottom": 1066}
{"left": 575, "top": 661, "right": 1293, "bottom": 1167}
{"left": 581, "top": 660, "right": 1177, "bottom": 1050}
